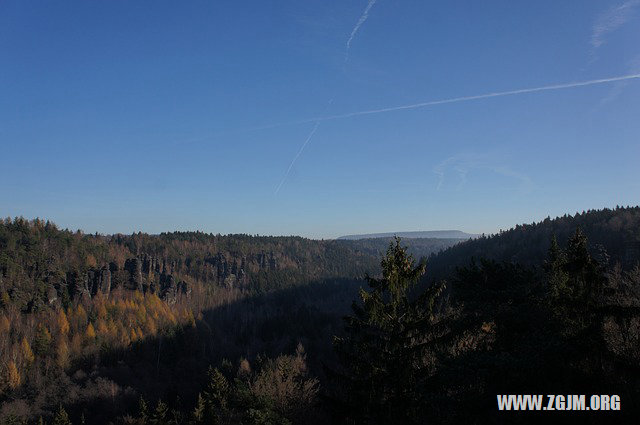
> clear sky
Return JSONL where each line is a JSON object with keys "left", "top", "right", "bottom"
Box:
{"left": 1, "top": 1, "right": 639, "bottom": 238}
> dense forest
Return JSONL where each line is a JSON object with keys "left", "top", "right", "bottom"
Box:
{"left": 424, "top": 206, "right": 640, "bottom": 280}
{"left": 341, "top": 237, "right": 464, "bottom": 262}
{"left": 1, "top": 207, "right": 640, "bottom": 424}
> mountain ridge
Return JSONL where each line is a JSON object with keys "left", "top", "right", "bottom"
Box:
{"left": 338, "top": 230, "right": 477, "bottom": 240}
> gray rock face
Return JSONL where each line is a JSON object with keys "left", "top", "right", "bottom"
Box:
{"left": 159, "top": 273, "right": 190, "bottom": 305}
{"left": 268, "top": 252, "right": 277, "bottom": 271}
{"left": 47, "top": 287, "right": 59, "bottom": 306}
{"left": 68, "top": 271, "right": 91, "bottom": 301}
{"left": 124, "top": 258, "right": 143, "bottom": 291}
{"left": 98, "top": 267, "right": 111, "bottom": 295}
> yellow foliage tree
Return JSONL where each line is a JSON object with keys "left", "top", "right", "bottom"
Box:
{"left": 144, "top": 317, "right": 157, "bottom": 336}
{"left": 0, "top": 315, "right": 10, "bottom": 334}
{"left": 96, "top": 319, "right": 109, "bottom": 337}
{"left": 85, "top": 254, "right": 97, "bottom": 268}
{"left": 5, "top": 361, "right": 21, "bottom": 390}
{"left": 57, "top": 310, "right": 70, "bottom": 335}
{"left": 20, "top": 337, "right": 35, "bottom": 365}
{"left": 70, "top": 334, "right": 83, "bottom": 355}
{"left": 95, "top": 301, "right": 108, "bottom": 320}
{"left": 85, "top": 323, "right": 96, "bottom": 340}
{"left": 130, "top": 328, "right": 138, "bottom": 342}
{"left": 74, "top": 305, "right": 87, "bottom": 329}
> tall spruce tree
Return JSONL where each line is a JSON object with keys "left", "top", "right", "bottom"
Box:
{"left": 333, "top": 238, "right": 444, "bottom": 424}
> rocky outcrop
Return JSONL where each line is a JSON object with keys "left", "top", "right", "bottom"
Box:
{"left": 68, "top": 271, "right": 91, "bottom": 301}
{"left": 257, "top": 251, "right": 278, "bottom": 271}
{"left": 159, "top": 273, "right": 190, "bottom": 305}
{"left": 124, "top": 258, "right": 143, "bottom": 291}
{"left": 97, "top": 267, "right": 111, "bottom": 295}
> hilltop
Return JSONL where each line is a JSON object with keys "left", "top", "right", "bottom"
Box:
{"left": 337, "top": 230, "right": 477, "bottom": 240}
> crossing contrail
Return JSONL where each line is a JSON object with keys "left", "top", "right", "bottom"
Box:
{"left": 276, "top": 1, "right": 380, "bottom": 194}
{"left": 271, "top": 73, "right": 639, "bottom": 193}
{"left": 274, "top": 121, "right": 321, "bottom": 194}
{"left": 311, "top": 73, "right": 640, "bottom": 122}
{"left": 345, "top": 0, "right": 378, "bottom": 62}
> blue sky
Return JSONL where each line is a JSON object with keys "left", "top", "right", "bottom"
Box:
{"left": 1, "top": 1, "right": 639, "bottom": 238}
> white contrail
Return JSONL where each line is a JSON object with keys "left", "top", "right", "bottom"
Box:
{"left": 275, "top": 1, "right": 379, "bottom": 194}
{"left": 274, "top": 121, "right": 320, "bottom": 194}
{"left": 309, "top": 73, "right": 640, "bottom": 123}
{"left": 345, "top": 0, "right": 377, "bottom": 62}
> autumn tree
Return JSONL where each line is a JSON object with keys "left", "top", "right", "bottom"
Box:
{"left": 56, "top": 310, "right": 70, "bottom": 335}
{"left": 4, "top": 360, "right": 21, "bottom": 390}
{"left": 20, "top": 337, "right": 35, "bottom": 366}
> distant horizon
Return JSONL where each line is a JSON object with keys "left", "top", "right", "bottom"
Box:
{"left": 5, "top": 205, "right": 638, "bottom": 240}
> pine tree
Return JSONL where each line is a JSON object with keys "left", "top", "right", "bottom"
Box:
{"left": 150, "top": 400, "right": 168, "bottom": 424}
{"left": 52, "top": 405, "right": 72, "bottom": 425}
{"left": 201, "top": 367, "right": 231, "bottom": 423}
{"left": 545, "top": 234, "right": 570, "bottom": 298}
{"left": 137, "top": 396, "right": 149, "bottom": 423}
{"left": 192, "top": 393, "right": 206, "bottom": 424}
{"left": 565, "top": 227, "right": 602, "bottom": 304}
{"left": 34, "top": 324, "right": 52, "bottom": 356}
{"left": 333, "top": 238, "right": 445, "bottom": 424}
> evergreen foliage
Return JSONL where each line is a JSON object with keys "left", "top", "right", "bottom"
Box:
{"left": 333, "top": 238, "right": 444, "bottom": 424}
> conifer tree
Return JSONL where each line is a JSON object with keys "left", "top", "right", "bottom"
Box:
{"left": 137, "top": 396, "right": 149, "bottom": 424}
{"left": 150, "top": 400, "right": 168, "bottom": 424}
{"left": 333, "top": 238, "right": 444, "bottom": 424}
{"left": 192, "top": 393, "right": 206, "bottom": 424}
{"left": 202, "top": 367, "right": 230, "bottom": 421}
{"left": 52, "top": 405, "right": 72, "bottom": 425}
{"left": 34, "top": 324, "right": 52, "bottom": 356}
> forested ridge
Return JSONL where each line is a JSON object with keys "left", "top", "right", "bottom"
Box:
{"left": 425, "top": 206, "right": 640, "bottom": 279}
{"left": 0, "top": 207, "right": 639, "bottom": 424}
{"left": 0, "top": 218, "right": 380, "bottom": 311}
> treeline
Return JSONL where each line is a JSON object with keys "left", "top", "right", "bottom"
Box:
{"left": 425, "top": 206, "right": 640, "bottom": 279}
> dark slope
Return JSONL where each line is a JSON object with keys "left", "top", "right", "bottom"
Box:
{"left": 342, "top": 237, "right": 464, "bottom": 261}
{"left": 425, "top": 206, "right": 640, "bottom": 280}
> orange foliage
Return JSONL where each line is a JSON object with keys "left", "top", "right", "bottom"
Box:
{"left": 20, "top": 337, "right": 34, "bottom": 365}
{"left": 0, "top": 315, "right": 9, "bottom": 335}
{"left": 5, "top": 361, "right": 21, "bottom": 390}
{"left": 57, "top": 310, "right": 70, "bottom": 335}
{"left": 85, "top": 254, "right": 97, "bottom": 268}
{"left": 85, "top": 323, "right": 96, "bottom": 340}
